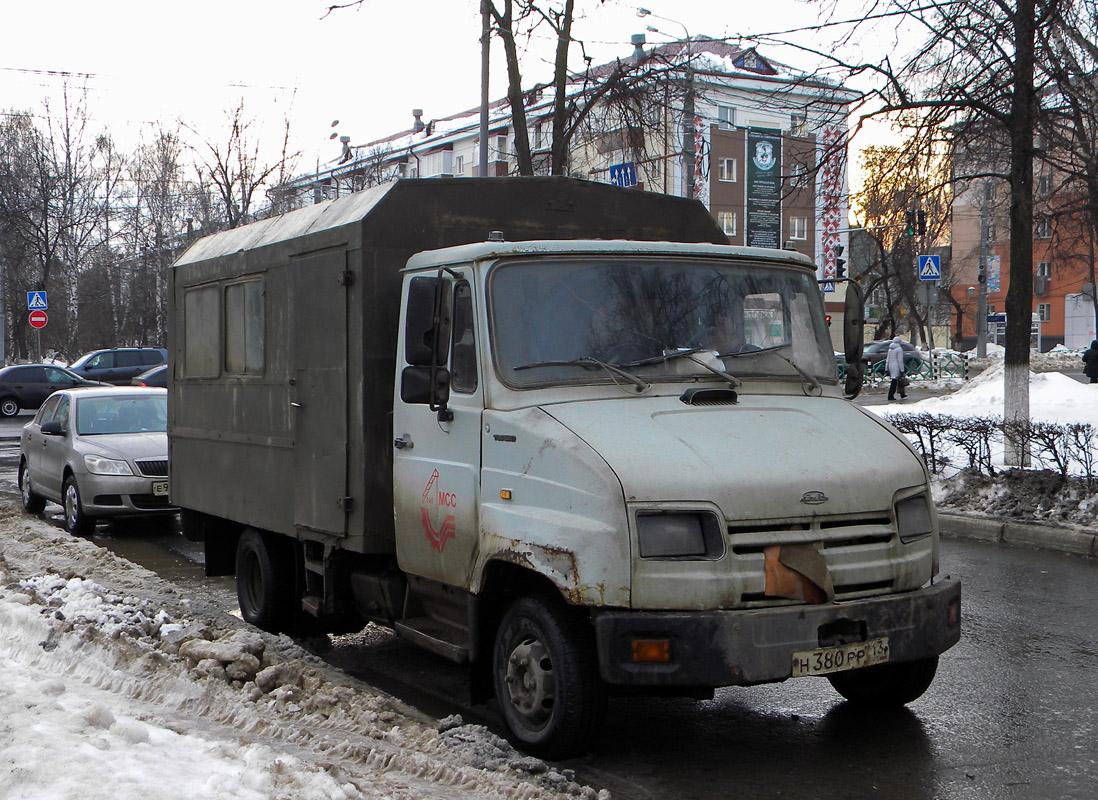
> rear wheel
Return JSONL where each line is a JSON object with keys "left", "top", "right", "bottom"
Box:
{"left": 492, "top": 595, "right": 605, "bottom": 760}
{"left": 63, "top": 476, "right": 95, "bottom": 535}
{"left": 0, "top": 397, "right": 19, "bottom": 417}
{"left": 19, "top": 461, "right": 46, "bottom": 513}
{"left": 828, "top": 655, "right": 939, "bottom": 707}
{"left": 235, "top": 529, "right": 292, "bottom": 633}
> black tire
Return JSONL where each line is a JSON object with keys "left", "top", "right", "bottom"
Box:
{"left": 235, "top": 529, "right": 292, "bottom": 633}
{"left": 492, "top": 595, "right": 605, "bottom": 760}
{"left": 828, "top": 655, "right": 939, "bottom": 707}
{"left": 0, "top": 397, "right": 19, "bottom": 417}
{"left": 63, "top": 476, "right": 95, "bottom": 535}
{"left": 19, "top": 461, "right": 46, "bottom": 513}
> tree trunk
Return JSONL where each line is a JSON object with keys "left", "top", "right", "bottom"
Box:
{"left": 549, "top": 0, "right": 574, "bottom": 176}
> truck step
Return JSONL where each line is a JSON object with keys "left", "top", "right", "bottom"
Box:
{"left": 394, "top": 617, "right": 469, "bottom": 664}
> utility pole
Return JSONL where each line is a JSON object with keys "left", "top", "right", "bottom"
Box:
{"left": 977, "top": 180, "right": 990, "bottom": 357}
{"left": 479, "top": 1, "right": 490, "bottom": 177}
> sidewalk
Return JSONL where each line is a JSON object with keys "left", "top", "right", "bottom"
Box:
{"left": 939, "top": 511, "right": 1098, "bottom": 557}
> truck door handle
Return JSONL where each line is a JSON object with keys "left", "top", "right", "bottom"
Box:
{"left": 394, "top": 437, "right": 413, "bottom": 450}
{"left": 290, "top": 401, "right": 302, "bottom": 409}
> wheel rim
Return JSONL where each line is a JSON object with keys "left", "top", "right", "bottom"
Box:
{"left": 64, "top": 482, "right": 80, "bottom": 529}
{"left": 21, "top": 466, "right": 32, "bottom": 506}
{"left": 502, "top": 633, "right": 556, "bottom": 730}
{"left": 2, "top": 400, "right": 17, "bottom": 416}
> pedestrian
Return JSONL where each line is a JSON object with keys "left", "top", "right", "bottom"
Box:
{"left": 1083, "top": 340, "right": 1098, "bottom": 384}
{"left": 886, "top": 336, "right": 907, "bottom": 401}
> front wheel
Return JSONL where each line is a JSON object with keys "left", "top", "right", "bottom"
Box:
{"left": 827, "top": 655, "right": 939, "bottom": 707}
{"left": 19, "top": 461, "right": 46, "bottom": 513}
{"left": 0, "top": 397, "right": 19, "bottom": 417}
{"left": 492, "top": 595, "right": 605, "bottom": 760}
{"left": 63, "top": 476, "right": 95, "bottom": 535}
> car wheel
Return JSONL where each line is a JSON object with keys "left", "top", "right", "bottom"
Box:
{"left": 493, "top": 595, "right": 605, "bottom": 760}
{"left": 827, "top": 655, "right": 939, "bottom": 707}
{"left": 19, "top": 461, "right": 46, "bottom": 514}
{"left": 0, "top": 397, "right": 20, "bottom": 417}
{"left": 63, "top": 476, "right": 95, "bottom": 535}
{"left": 235, "top": 529, "right": 293, "bottom": 633}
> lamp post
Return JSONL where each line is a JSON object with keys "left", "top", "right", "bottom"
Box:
{"left": 637, "top": 7, "right": 694, "bottom": 199}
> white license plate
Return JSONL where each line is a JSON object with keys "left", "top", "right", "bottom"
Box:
{"left": 791, "top": 637, "right": 889, "bottom": 677}
{"left": 152, "top": 481, "right": 169, "bottom": 497}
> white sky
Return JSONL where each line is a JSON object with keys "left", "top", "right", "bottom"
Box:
{"left": 1, "top": 0, "right": 903, "bottom": 178}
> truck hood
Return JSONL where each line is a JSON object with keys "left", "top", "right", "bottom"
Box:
{"left": 542, "top": 394, "right": 925, "bottom": 520}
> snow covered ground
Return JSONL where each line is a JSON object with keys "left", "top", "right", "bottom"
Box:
{"left": 0, "top": 509, "right": 606, "bottom": 800}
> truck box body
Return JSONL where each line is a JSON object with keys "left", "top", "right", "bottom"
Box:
{"left": 169, "top": 178, "right": 727, "bottom": 554}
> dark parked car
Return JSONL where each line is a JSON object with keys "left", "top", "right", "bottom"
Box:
{"left": 862, "top": 340, "right": 923, "bottom": 372}
{"left": 0, "top": 364, "right": 102, "bottom": 417}
{"left": 131, "top": 365, "right": 167, "bottom": 388}
{"left": 68, "top": 347, "right": 167, "bottom": 385}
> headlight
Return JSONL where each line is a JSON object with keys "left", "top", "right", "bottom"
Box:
{"left": 636, "top": 512, "right": 721, "bottom": 559}
{"left": 896, "top": 495, "right": 933, "bottom": 543}
{"left": 83, "top": 454, "right": 133, "bottom": 476}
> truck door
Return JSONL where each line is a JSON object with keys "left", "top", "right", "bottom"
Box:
{"left": 392, "top": 272, "right": 481, "bottom": 589}
{"left": 292, "top": 250, "right": 350, "bottom": 536}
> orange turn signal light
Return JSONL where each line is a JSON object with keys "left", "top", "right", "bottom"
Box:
{"left": 500, "top": 489, "right": 512, "bottom": 501}
{"left": 632, "top": 639, "right": 671, "bottom": 663}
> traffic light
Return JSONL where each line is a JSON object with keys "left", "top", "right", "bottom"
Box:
{"left": 835, "top": 245, "right": 846, "bottom": 278}
{"left": 905, "top": 211, "right": 916, "bottom": 235}
{"left": 917, "top": 210, "right": 927, "bottom": 235}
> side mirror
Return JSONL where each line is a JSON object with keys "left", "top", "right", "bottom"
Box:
{"left": 400, "top": 365, "right": 451, "bottom": 408}
{"left": 842, "top": 282, "right": 865, "bottom": 399}
{"left": 404, "top": 276, "right": 452, "bottom": 367}
{"left": 40, "top": 421, "right": 65, "bottom": 436}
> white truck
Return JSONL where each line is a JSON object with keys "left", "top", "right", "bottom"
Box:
{"left": 170, "top": 178, "right": 960, "bottom": 759}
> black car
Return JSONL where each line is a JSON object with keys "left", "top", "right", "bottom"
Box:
{"left": 131, "top": 364, "right": 167, "bottom": 387}
{"left": 0, "top": 364, "right": 102, "bottom": 417}
{"left": 862, "top": 340, "right": 923, "bottom": 372}
{"left": 68, "top": 347, "right": 167, "bottom": 385}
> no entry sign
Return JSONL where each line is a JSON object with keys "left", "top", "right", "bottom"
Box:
{"left": 29, "top": 310, "right": 48, "bottom": 329}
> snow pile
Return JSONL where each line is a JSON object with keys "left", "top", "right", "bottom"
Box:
{"left": 0, "top": 525, "right": 609, "bottom": 800}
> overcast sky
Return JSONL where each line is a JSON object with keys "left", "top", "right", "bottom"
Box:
{"left": 1, "top": 0, "right": 897, "bottom": 175}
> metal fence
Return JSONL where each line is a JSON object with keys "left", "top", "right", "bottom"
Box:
{"left": 837, "top": 350, "right": 969, "bottom": 383}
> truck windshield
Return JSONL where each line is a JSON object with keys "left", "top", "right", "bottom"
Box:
{"left": 490, "top": 257, "right": 836, "bottom": 389}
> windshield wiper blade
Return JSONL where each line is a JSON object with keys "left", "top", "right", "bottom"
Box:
{"left": 514, "top": 357, "right": 651, "bottom": 392}
{"left": 617, "top": 347, "right": 706, "bottom": 368}
{"left": 717, "top": 343, "right": 790, "bottom": 358}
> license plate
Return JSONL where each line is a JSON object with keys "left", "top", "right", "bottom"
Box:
{"left": 791, "top": 637, "right": 889, "bottom": 677}
{"left": 152, "top": 481, "right": 169, "bottom": 497}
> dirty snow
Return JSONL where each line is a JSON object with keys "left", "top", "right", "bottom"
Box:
{"left": 0, "top": 510, "right": 606, "bottom": 800}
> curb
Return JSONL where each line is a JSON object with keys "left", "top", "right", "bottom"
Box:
{"left": 938, "top": 511, "right": 1098, "bottom": 557}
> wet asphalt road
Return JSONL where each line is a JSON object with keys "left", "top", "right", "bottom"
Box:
{"left": 2, "top": 412, "right": 1098, "bottom": 798}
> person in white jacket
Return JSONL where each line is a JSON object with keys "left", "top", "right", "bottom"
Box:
{"left": 886, "top": 336, "right": 907, "bottom": 401}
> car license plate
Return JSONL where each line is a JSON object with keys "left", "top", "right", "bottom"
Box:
{"left": 791, "top": 637, "right": 889, "bottom": 677}
{"left": 152, "top": 481, "right": 169, "bottom": 497}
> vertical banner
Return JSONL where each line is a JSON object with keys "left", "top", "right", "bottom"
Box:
{"left": 819, "top": 124, "right": 845, "bottom": 279}
{"left": 746, "top": 128, "right": 783, "bottom": 248}
{"left": 988, "top": 254, "right": 1001, "bottom": 293}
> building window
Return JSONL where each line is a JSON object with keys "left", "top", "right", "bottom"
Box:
{"left": 718, "top": 158, "right": 738, "bottom": 182}
{"left": 790, "top": 113, "right": 807, "bottom": 136}
{"left": 184, "top": 285, "right": 220, "bottom": 379}
{"left": 1037, "top": 173, "right": 1051, "bottom": 197}
{"left": 790, "top": 216, "right": 808, "bottom": 240}
{"left": 455, "top": 155, "right": 465, "bottom": 175}
{"left": 1035, "top": 216, "right": 1051, "bottom": 239}
{"left": 790, "top": 163, "right": 808, "bottom": 189}
{"left": 1036, "top": 261, "right": 1050, "bottom": 277}
{"left": 1037, "top": 303, "right": 1051, "bottom": 322}
{"left": 718, "top": 211, "right": 738, "bottom": 237}
{"left": 717, "top": 106, "right": 735, "bottom": 130}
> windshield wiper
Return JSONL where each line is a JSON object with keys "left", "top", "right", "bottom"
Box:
{"left": 717, "top": 343, "right": 790, "bottom": 358}
{"left": 775, "top": 353, "right": 823, "bottom": 396}
{"left": 617, "top": 347, "right": 706, "bottom": 368}
{"left": 514, "top": 357, "right": 651, "bottom": 392}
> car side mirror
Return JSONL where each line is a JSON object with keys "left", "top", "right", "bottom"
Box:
{"left": 40, "top": 421, "right": 65, "bottom": 436}
{"left": 401, "top": 365, "right": 451, "bottom": 408}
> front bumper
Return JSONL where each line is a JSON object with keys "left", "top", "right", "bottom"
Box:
{"left": 592, "top": 577, "right": 960, "bottom": 687}
{"left": 80, "top": 472, "right": 175, "bottom": 516}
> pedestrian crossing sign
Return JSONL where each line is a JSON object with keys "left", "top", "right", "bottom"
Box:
{"left": 918, "top": 255, "right": 941, "bottom": 281}
{"left": 27, "top": 291, "right": 47, "bottom": 310}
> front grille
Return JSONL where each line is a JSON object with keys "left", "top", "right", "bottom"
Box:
{"left": 135, "top": 459, "right": 168, "bottom": 477}
{"left": 130, "top": 494, "right": 174, "bottom": 510}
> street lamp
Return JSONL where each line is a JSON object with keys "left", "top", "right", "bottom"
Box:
{"left": 637, "top": 7, "right": 695, "bottom": 199}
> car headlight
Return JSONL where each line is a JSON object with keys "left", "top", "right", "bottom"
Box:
{"left": 896, "top": 495, "right": 933, "bottom": 543}
{"left": 83, "top": 454, "right": 134, "bottom": 476}
{"left": 636, "top": 512, "right": 722, "bottom": 559}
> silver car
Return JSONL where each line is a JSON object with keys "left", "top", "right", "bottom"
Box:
{"left": 19, "top": 386, "right": 173, "bottom": 534}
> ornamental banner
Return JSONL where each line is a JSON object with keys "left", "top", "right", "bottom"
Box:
{"left": 746, "top": 128, "right": 783, "bottom": 248}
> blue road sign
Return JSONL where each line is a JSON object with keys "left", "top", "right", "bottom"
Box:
{"left": 608, "top": 162, "right": 638, "bottom": 187}
{"left": 27, "top": 291, "right": 47, "bottom": 310}
{"left": 918, "top": 254, "right": 941, "bottom": 281}
{"left": 821, "top": 280, "right": 836, "bottom": 293}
